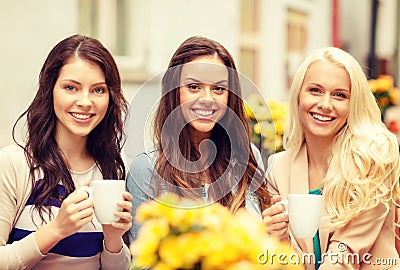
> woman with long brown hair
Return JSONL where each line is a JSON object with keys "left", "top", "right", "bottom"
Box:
{"left": 126, "top": 36, "right": 271, "bottom": 242}
{"left": 0, "top": 34, "right": 132, "bottom": 269}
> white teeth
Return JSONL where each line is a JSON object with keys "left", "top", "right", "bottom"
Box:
{"left": 194, "top": 109, "right": 214, "bottom": 116}
{"left": 71, "top": 113, "right": 91, "bottom": 120}
{"left": 312, "top": 113, "right": 333, "bottom": 122}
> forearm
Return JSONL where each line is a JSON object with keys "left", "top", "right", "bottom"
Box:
{"left": 103, "top": 235, "right": 123, "bottom": 253}
{"left": 0, "top": 233, "right": 44, "bottom": 269}
{"left": 33, "top": 221, "right": 64, "bottom": 254}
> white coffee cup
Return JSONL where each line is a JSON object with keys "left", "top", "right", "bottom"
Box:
{"left": 277, "top": 194, "right": 322, "bottom": 238}
{"left": 79, "top": 180, "right": 125, "bottom": 224}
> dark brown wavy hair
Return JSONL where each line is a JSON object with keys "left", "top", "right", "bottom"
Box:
{"left": 153, "top": 36, "right": 271, "bottom": 212}
{"left": 12, "top": 34, "right": 127, "bottom": 220}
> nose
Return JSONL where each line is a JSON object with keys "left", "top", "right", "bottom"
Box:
{"left": 198, "top": 87, "right": 213, "bottom": 106}
{"left": 317, "top": 94, "right": 333, "bottom": 111}
{"left": 76, "top": 91, "right": 92, "bottom": 108}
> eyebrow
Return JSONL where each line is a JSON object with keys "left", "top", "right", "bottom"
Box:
{"left": 60, "top": 79, "right": 107, "bottom": 87}
{"left": 182, "top": 77, "right": 229, "bottom": 85}
{"left": 308, "top": 82, "right": 350, "bottom": 92}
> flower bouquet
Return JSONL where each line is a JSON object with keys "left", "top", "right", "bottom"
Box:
{"left": 130, "top": 194, "right": 303, "bottom": 270}
{"left": 244, "top": 94, "right": 289, "bottom": 154}
{"left": 368, "top": 74, "right": 399, "bottom": 117}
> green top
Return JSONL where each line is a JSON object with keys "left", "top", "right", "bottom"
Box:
{"left": 309, "top": 188, "right": 322, "bottom": 269}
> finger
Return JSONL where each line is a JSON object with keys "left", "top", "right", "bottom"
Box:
{"left": 262, "top": 204, "right": 286, "bottom": 217}
{"left": 117, "top": 200, "right": 132, "bottom": 212}
{"left": 263, "top": 211, "right": 288, "bottom": 226}
{"left": 75, "top": 215, "right": 94, "bottom": 228}
{"left": 76, "top": 197, "right": 93, "bottom": 210}
{"left": 64, "top": 197, "right": 93, "bottom": 216}
{"left": 114, "top": 211, "right": 132, "bottom": 222}
{"left": 266, "top": 220, "right": 288, "bottom": 231}
{"left": 67, "top": 208, "right": 94, "bottom": 226}
{"left": 271, "top": 195, "right": 283, "bottom": 204}
{"left": 123, "top": 191, "right": 133, "bottom": 201}
{"left": 78, "top": 205, "right": 94, "bottom": 219}
{"left": 271, "top": 228, "right": 290, "bottom": 240}
{"left": 68, "top": 188, "right": 90, "bottom": 203}
{"left": 111, "top": 219, "right": 132, "bottom": 230}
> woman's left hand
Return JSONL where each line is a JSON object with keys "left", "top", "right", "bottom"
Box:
{"left": 102, "top": 191, "right": 133, "bottom": 253}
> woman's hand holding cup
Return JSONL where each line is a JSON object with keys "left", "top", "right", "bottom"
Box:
{"left": 263, "top": 193, "right": 323, "bottom": 241}
{"left": 102, "top": 191, "right": 133, "bottom": 253}
{"left": 78, "top": 180, "right": 133, "bottom": 253}
{"left": 262, "top": 195, "right": 289, "bottom": 241}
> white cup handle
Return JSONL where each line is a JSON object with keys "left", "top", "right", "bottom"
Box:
{"left": 78, "top": 186, "right": 92, "bottom": 199}
{"left": 275, "top": 198, "right": 288, "bottom": 215}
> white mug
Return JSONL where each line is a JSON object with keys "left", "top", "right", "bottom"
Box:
{"left": 80, "top": 180, "right": 125, "bottom": 224}
{"left": 277, "top": 194, "right": 322, "bottom": 238}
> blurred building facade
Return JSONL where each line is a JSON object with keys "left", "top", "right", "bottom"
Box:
{"left": 0, "top": 0, "right": 399, "bottom": 147}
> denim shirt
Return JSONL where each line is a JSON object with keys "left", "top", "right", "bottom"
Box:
{"left": 126, "top": 144, "right": 265, "bottom": 244}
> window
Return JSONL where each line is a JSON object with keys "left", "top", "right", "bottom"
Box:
{"left": 78, "top": 0, "right": 149, "bottom": 82}
{"left": 239, "top": 0, "right": 260, "bottom": 85}
{"left": 286, "top": 9, "right": 308, "bottom": 89}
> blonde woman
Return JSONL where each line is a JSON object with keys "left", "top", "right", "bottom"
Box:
{"left": 263, "top": 47, "right": 400, "bottom": 269}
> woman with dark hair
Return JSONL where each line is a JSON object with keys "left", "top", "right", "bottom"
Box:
{"left": 0, "top": 34, "right": 132, "bottom": 269}
{"left": 126, "top": 36, "right": 271, "bottom": 243}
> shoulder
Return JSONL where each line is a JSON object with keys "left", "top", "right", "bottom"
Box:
{"left": 267, "top": 149, "right": 292, "bottom": 167}
{"left": 128, "top": 149, "right": 157, "bottom": 170}
{"left": 126, "top": 148, "right": 157, "bottom": 184}
{"left": 0, "top": 144, "right": 32, "bottom": 201}
{"left": 0, "top": 144, "right": 28, "bottom": 170}
{"left": 250, "top": 143, "right": 265, "bottom": 170}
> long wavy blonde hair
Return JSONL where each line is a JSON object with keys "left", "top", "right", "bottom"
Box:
{"left": 283, "top": 47, "right": 400, "bottom": 229}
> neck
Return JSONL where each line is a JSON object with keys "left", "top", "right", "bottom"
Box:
{"left": 189, "top": 127, "right": 211, "bottom": 152}
{"left": 306, "top": 141, "right": 331, "bottom": 166}
{"left": 55, "top": 132, "right": 93, "bottom": 172}
{"left": 304, "top": 132, "right": 334, "bottom": 163}
{"left": 305, "top": 136, "right": 333, "bottom": 189}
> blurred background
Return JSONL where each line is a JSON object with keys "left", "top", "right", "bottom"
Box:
{"left": 1, "top": 0, "right": 399, "bottom": 150}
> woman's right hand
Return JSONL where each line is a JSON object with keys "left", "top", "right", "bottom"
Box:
{"left": 262, "top": 195, "right": 289, "bottom": 241}
{"left": 53, "top": 187, "right": 94, "bottom": 238}
{"left": 34, "top": 186, "right": 94, "bottom": 254}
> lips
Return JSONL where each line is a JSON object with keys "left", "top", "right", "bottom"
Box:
{"left": 70, "top": 112, "right": 94, "bottom": 120}
{"left": 310, "top": 112, "right": 335, "bottom": 122}
{"left": 192, "top": 109, "right": 215, "bottom": 117}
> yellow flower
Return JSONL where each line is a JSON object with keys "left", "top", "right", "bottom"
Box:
{"left": 369, "top": 75, "right": 399, "bottom": 116}
{"left": 389, "top": 87, "right": 399, "bottom": 104}
{"left": 130, "top": 218, "right": 169, "bottom": 267}
{"left": 253, "top": 122, "right": 261, "bottom": 135}
{"left": 246, "top": 95, "right": 289, "bottom": 153}
{"left": 158, "top": 234, "right": 196, "bottom": 268}
{"left": 130, "top": 194, "right": 304, "bottom": 270}
{"left": 244, "top": 101, "right": 256, "bottom": 120}
{"left": 368, "top": 79, "right": 378, "bottom": 93}
{"left": 376, "top": 74, "right": 394, "bottom": 91}
{"left": 153, "top": 262, "right": 174, "bottom": 270}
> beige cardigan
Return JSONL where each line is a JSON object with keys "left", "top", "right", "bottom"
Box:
{"left": 0, "top": 144, "right": 130, "bottom": 270}
{"left": 267, "top": 143, "right": 399, "bottom": 270}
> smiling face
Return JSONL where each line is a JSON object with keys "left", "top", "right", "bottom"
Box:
{"left": 53, "top": 57, "right": 109, "bottom": 143}
{"left": 179, "top": 54, "right": 229, "bottom": 140}
{"left": 298, "top": 60, "right": 350, "bottom": 142}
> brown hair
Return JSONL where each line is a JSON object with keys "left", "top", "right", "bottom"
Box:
{"left": 13, "top": 34, "right": 127, "bottom": 221}
{"left": 153, "top": 36, "right": 271, "bottom": 212}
